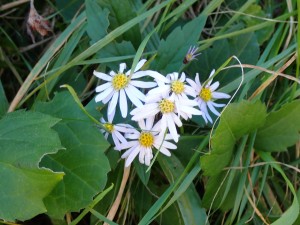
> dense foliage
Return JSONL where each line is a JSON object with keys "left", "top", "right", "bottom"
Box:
{"left": 0, "top": 0, "right": 299, "bottom": 225}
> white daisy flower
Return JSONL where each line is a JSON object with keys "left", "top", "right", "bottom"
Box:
{"left": 119, "top": 117, "right": 177, "bottom": 167}
{"left": 100, "top": 111, "right": 134, "bottom": 150}
{"left": 94, "top": 59, "right": 168, "bottom": 119}
{"left": 186, "top": 69, "right": 231, "bottom": 123}
{"left": 146, "top": 72, "right": 196, "bottom": 103}
{"left": 131, "top": 93, "right": 201, "bottom": 142}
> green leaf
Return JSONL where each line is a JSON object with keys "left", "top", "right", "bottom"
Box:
{"left": 0, "top": 165, "right": 63, "bottom": 222}
{"left": 201, "top": 101, "right": 266, "bottom": 176}
{"left": 0, "top": 81, "right": 8, "bottom": 118}
{"left": 97, "top": 41, "right": 136, "bottom": 71}
{"left": 35, "top": 91, "right": 110, "bottom": 219}
{"left": 86, "top": 0, "right": 109, "bottom": 44}
{"left": 152, "top": 15, "right": 207, "bottom": 74}
{"left": 97, "top": 0, "right": 141, "bottom": 48}
{"left": 187, "top": 32, "right": 259, "bottom": 85}
{"left": 0, "top": 111, "right": 63, "bottom": 221}
{"left": 255, "top": 100, "right": 300, "bottom": 152}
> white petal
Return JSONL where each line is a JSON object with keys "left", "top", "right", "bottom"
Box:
{"left": 131, "top": 107, "right": 160, "bottom": 121}
{"left": 212, "top": 92, "right": 231, "bottom": 99}
{"left": 158, "top": 147, "right": 171, "bottom": 156}
{"left": 124, "top": 146, "right": 140, "bottom": 167}
{"left": 186, "top": 78, "right": 199, "bottom": 92}
{"left": 121, "top": 145, "right": 135, "bottom": 158}
{"left": 144, "top": 148, "right": 153, "bottom": 166}
{"left": 160, "top": 116, "right": 167, "bottom": 133}
{"left": 95, "top": 87, "right": 113, "bottom": 102}
{"left": 95, "top": 82, "right": 112, "bottom": 92}
{"left": 119, "top": 63, "right": 126, "bottom": 73}
{"left": 161, "top": 141, "right": 177, "bottom": 149}
{"left": 171, "top": 113, "right": 182, "bottom": 127}
{"left": 127, "top": 84, "right": 146, "bottom": 101}
{"left": 180, "top": 72, "right": 186, "bottom": 81}
{"left": 108, "top": 108, "right": 116, "bottom": 122}
{"left": 209, "top": 69, "right": 215, "bottom": 78}
{"left": 211, "top": 102, "right": 226, "bottom": 107}
{"left": 112, "top": 133, "right": 121, "bottom": 150}
{"left": 130, "top": 71, "right": 147, "bottom": 79}
{"left": 131, "top": 80, "right": 157, "bottom": 88}
{"left": 134, "top": 59, "right": 147, "bottom": 72}
{"left": 195, "top": 73, "right": 202, "bottom": 86}
{"left": 115, "top": 124, "right": 134, "bottom": 133}
{"left": 126, "top": 87, "right": 144, "bottom": 107}
{"left": 210, "top": 81, "right": 220, "bottom": 92}
{"left": 166, "top": 114, "right": 179, "bottom": 142}
{"left": 207, "top": 101, "right": 220, "bottom": 116}
{"left": 133, "top": 70, "right": 169, "bottom": 83}
{"left": 102, "top": 91, "right": 114, "bottom": 104}
{"left": 93, "top": 71, "right": 112, "bottom": 81}
{"left": 201, "top": 103, "right": 212, "bottom": 123}
{"left": 145, "top": 116, "right": 155, "bottom": 130}
{"left": 126, "top": 133, "right": 140, "bottom": 140}
{"left": 119, "top": 89, "right": 128, "bottom": 118}
{"left": 180, "top": 105, "right": 202, "bottom": 116}
{"left": 114, "top": 131, "right": 127, "bottom": 144}
{"left": 108, "top": 92, "right": 119, "bottom": 115}
{"left": 184, "top": 85, "right": 196, "bottom": 97}
{"left": 138, "top": 119, "right": 146, "bottom": 130}
{"left": 138, "top": 147, "right": 146, "bottom": 164}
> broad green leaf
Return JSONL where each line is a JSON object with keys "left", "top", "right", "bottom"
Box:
{"left": 0, "top": 165, "right": 63, "bottom": 222}
{"left": 0, "top": 81, "right": 8, "bottom": 117}
{"left": 0, "top": 111, "right": 62, "bottom": 168}
{"left": 152, "top": 15, "right": 207, "bottom": 74}
{"left": 255, "top": 100, "right": 300, "bottom": 152}
{"left": 97, "top": 41, "right": 136, "bottom": 71}
{"left": 97, "top": 0, "right": 141, "bottom": 48}
{"left": 86, "top": 0, "right": 109, "bottom": 44}
{"left": 201, "top": 101, "right": 266, "bottom": 176}
{"left": 35, "top": 91, "right": 110, "bottom": 219}
{"left": 0, "top": 111, "right": 63, "bottom": 221}
{"left": 188, "top": 32, "right": 259, "bottom": 87}
{"left": 159, "top": 155, "right": 207, "bottom": 225}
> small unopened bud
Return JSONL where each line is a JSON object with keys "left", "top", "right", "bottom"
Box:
{"left": 26, "top": 0, "right": 52, "bottom": 43}
{"left": 183, "top": 46, "right": 201, "bottom": 64}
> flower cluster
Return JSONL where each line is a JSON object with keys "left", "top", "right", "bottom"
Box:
{"left": 94, "top": 56, "right": 230, "bottom": 167}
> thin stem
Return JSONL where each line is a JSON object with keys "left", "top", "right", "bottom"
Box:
{"left": 104, "top": 164, "right": 131, "bottom": 225}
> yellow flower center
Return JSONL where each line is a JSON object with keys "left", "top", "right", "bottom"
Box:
{"left": 186, "top": 53, "right": 193, "bottom": 61}
{"left": 112, "top": 73, "right": 129, "bottom": 91}
{"left": 199, "top": 88, "right": 212, "bottom": 102}
{"left": 171, "top": 80, "right": 185, "bottom": 94}
{"left": 139, "top": 132, "right": 154, "bottom": 147}
{"left": 159, "top": 99, "right": 175, "bottom": 114}
{"left": 104, "top": 123, "right": 114, "bottom": 133}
